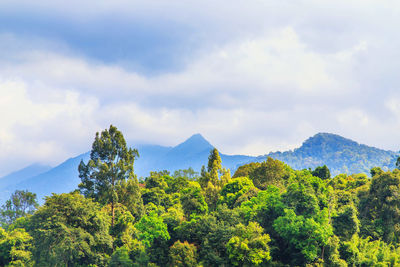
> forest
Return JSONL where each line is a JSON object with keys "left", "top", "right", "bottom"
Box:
{"left": 0, "top": 125, "right": 399, "bottom": 267}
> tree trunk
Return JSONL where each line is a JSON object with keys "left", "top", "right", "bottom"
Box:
{"left": 111, "top": 199, "right": 115, "bottom": 228}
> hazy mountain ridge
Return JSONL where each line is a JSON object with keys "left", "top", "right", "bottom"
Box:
{"left": 264, "top": 133, "right": 398, "bottom": 176}
{"left": 0, "top": 132, "right": 398, "bottom": 204}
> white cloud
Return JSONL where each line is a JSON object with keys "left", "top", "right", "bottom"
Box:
{"left": 0, "top": 1, "right": 400, "bottom": 174}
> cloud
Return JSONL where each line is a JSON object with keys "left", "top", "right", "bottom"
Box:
{"left": 0, "top": 1, "right": 400, "bottom": 175}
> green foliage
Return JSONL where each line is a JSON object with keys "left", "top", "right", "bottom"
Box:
{"left": 233, "top": 162, "right": 261, "bottom": 178}
{"left": 0, "top": 227, "right": 33, "bottom": 267}
{"left": 371, "top": 166, "right": 383, "bottom": 177}
{"left": 240, "top": 186, "right": 284, "bottom": 233}
{"left": 5, "top": 128, "right": 400, "bottom": 266}
{"left": 273, "top": 209, "right": 333, "bottom": 264}
{"left": 219, "top": 177, "right": 254, "bottom": 208}
{"left": 169, "top": 240, "right": 197, "bottom": 267}
{"left": 359, "top": 171, "right": 400, "bottom": 244}
{"left": 340, "top": 235, "right": 400, "bottom": 266}
{"left": 180, "top": 182, "right": 208, "bottom": 218}
{"left": 226, "top": 222, "right": 271, "bottom": 266}
{"left": 173, "top": 168, "right": 199, "bottom": 181}
{"left": 0, "top": 190, "right": 38, "bottom": 228}
{"left": 199, "top": 149, "right": 231, "bottom": 210}
{"left": 135, "top": 211, "right": 170, "bottom": 248}
{"left": 332, "top": 204, "right": 359, "bottom": 241}
{"left": 283, "top": 183, "right": 320, "bottom": 217}
{"left": 115, "top": 177, "right": 144, "bottom": 220}
{"left": 78, "top": 125, "right": 141, "bottom": 227}
{"left": 29, "top": 192, "right": 113, "bottom": 266}
{"left": 312, "top": 165, "right": 331, "bottom": 180}
{"left": 109, "top": 246, "right": 133, "bottom": 267}
{"left": 248, "top": 157, "right": 290, "bottom": 190}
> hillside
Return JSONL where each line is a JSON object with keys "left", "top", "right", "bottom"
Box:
{"left": 264, "top": 133, "right": 398, "bottom": 176}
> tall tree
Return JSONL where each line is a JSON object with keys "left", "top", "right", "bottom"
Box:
{"left": 78, "top": 125, "right": 140, "bottom": 227}
{"left": 0, "top": 190, "right": 38, "bottom": 228}
{"left": 199, "top": 148, "right": 231, "bottom": 210}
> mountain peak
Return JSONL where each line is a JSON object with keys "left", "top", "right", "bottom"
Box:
{"left": 186, "top": 133, "right": 208, "bottom": 142}
{"left": 171, "top": 134, "right": 214, "bottom": 155}
{"left": 303, "top": 132, "right": 358, "bottom": 147}
{"left": 296, "top": 132, "right": 362, "bottom": 158}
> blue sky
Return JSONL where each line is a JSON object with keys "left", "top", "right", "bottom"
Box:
{"left": 0, "top": 0, "right": 399, "bottom": 175}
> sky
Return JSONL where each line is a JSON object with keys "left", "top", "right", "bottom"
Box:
{"left": 0, "top": 0, "right": 400, "bottom": 175}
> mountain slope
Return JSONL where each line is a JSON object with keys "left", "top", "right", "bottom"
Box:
{"left": 0, "top": 164, "right": 52, "bottom": 203}
{"left": 0, "top": 134, "right": 253, "bottom": 203}
{"left": 1, "top": 132, "right": 398, "bottom": 204}
{"left": 264, "top": 133, "right": 398, "bottom": 176}
{"left": 1, "top": 153, "right": 89, "bottom": 203}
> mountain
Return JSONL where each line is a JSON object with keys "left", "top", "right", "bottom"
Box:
{"left": 0, "top": 132, "right": 398, "bottom": 204}
{"left": 0, "top": 134, "right": 253, "bottom": 203}
{"left": 263, "top": 133, "right": 398, "bottom": 176}
{"left": 0, "top": 154, "right": 89, "bottom": 204}
{"left": 135, "top": 134, "right": 254, "bottom": 176}
{"left": 0, "top": 163, "right": 52, "bottom": 203}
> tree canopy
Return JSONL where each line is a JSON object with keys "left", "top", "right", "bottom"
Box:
{"left": 1, "top": 127, "right": 400, "bottom": 266}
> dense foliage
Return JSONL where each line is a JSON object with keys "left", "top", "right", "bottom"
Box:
{"left": 0, "top": 127, "right": 400, "bottom": 266}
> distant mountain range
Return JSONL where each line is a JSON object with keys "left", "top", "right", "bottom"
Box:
{"left": 0, "top": 133, "right": 398, "bottom": 204}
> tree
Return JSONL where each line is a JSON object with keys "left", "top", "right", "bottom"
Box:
{"left": 396, "top": 156, "right": 400, "bottom": 169}
{"left": 199, "top": 148, "right": 231, "bottom": 210}
{"left": 226, "top": 222, "right": 271, "bottom": 266}
{"left": 358, "top": 171, "right": 400, "bottom": 244}
{"left": 0, "top": 190, "right": 38, "bottom": 228}
{"left": 135, "top": 211, "right": 170, "bottom": 248}
{"left": 169, "top": 241, "right": 197, "bottom": 267}
{"left": 109, "top": 246, "right": 134, "bottom": 267}
{"left": 332, "top": 204, "right": 359, "bottom": 241}
{"left": 273, "top": 209, "right": 333, "bottom": 264}
{"left": 312, "top": 165, "right": 331, "bottom": 180}
{"left": 370, "top": 167, "right": 383, "bottom": 177}
{"left": 180, "top": 182, "right": 208, "bottom": 218}
{"left": 249, "top": 157, "right": 289, "bottom": 190}
{"left": 219, "top": 177, "right": 255, "bottom": 208}
{"left": 28, "top": 192, "right": 113, "bottom": 266}
{"left": 0, "top": 227, "right": 33, "bottom": 266}
{"left": 78, "top": 125, "right": 140, "bottom": 227}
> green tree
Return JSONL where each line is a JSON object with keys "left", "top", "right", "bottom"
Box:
{"left": 226, "top": 222, "right": 271, "bottom": 266}
{"left": 273, "top": 209, "right": 333, "bottom": 264}
{"left": 332, "top": 204, "right": 359, "bottom": 241}
{"left": 312, "top": 165, "right": 331, "bottom": 180}
{"left": 358, "top": 171, "right": 400, "bottom": 244}
{"left": 249, "top": 157, "right": 289, "bottom": 190}
{"left": 219, "top": 177, "right": 254, "bottom": 208}
{"left": 370, "top": 167, "right": 383, "bottom": 177}
{"left": 135, "top": 211, "right": 170, "bottom": 248}
{"left": 0, "top": 190, "right": 38, "bottom": 228}
{"left": 115, "top": 178, "right": 144, "bottom": 220}
{"left": 282, "top": 183, "right": 320, "bottom": 218}
{"left": 109, "top": 246, "right": 133, "bottom": 267}
{"left": 169, "top": 240, "right": 197, "bottom": 267}
{"left": 180, "top": 182, "right": 208, "bottom": 218}
{"left": 28, "top": 192, "right": 113, "bottom": 266}
{"left": 233, "top": 162, "right": 261, "bottom": 178}
{"left": 78, "top": 125, "right": 141, "bottom": 227}
{"left": 0, "top": 227, "right": 33, "bottom": 267}
{"left": 199, "top": 148, "right": 231, "bottom": 210}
